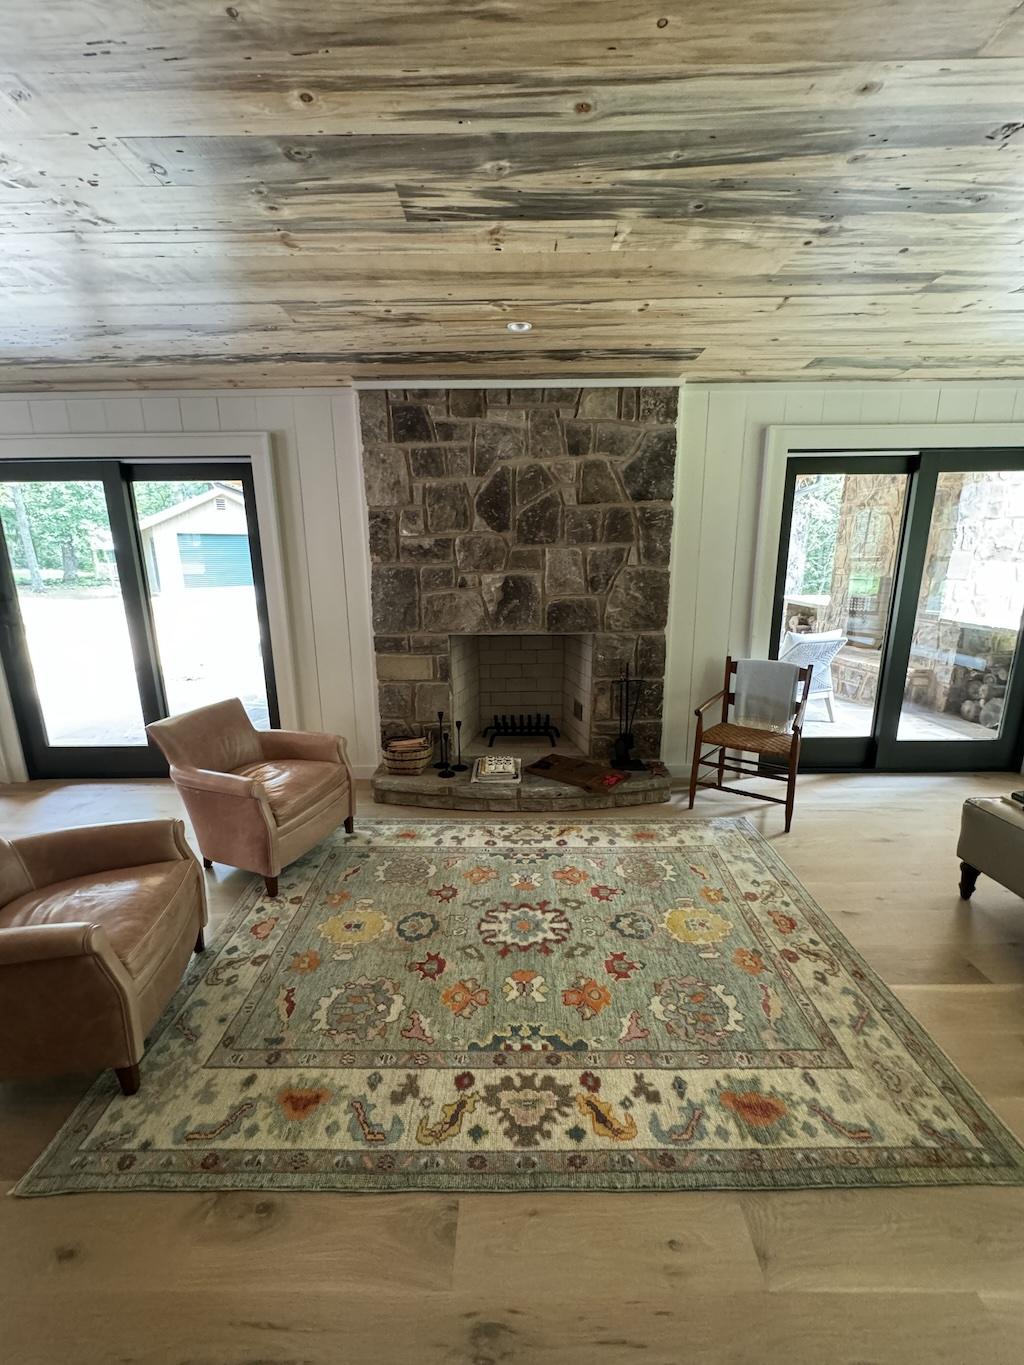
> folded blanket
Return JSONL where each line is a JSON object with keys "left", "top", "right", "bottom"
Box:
{"left": 733, "top": 659, "right": 800, "bottom": 733}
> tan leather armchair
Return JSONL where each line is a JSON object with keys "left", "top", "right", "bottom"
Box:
{"left": 0, "top": 820, "right": 206, "bottom": 1095}
{"left": 147, "top": 698, "right": 355, "bottom": 897}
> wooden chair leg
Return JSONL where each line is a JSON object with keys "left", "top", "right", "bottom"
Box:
{"left": 265, "top": 875, "right": 279, "bottom": 898}
{"left": 202, "top": 857, "right": 213, "bottom": 869}
{"left": 194, "top": 927, "right": 206, "bottom": 953}
{"left": 716, "top": 745, "right": 727, "bottom": 790}
{"left": 344, "top": 815, "right": 354, "bottom": 834}
{"left": 784, "top": 748, "right": 798, "bottom": 832}
{"left": 688, "top": 732, "right": 702, "bottom": 809}
{"left": 959, "top": 862, "right": 980, "bottom": 900}
{"left": 115, "top": 1063, "right": 140, "bottom": 1096}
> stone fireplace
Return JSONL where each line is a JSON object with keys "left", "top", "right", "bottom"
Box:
{"left": 358, "top": 385, "right": 678, "bottom": 762}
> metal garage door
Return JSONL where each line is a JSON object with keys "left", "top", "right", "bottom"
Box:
{"left": 177, "top": 533, "right": 253, "bottom": 589}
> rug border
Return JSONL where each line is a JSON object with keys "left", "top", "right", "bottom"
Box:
{"left": 12, "top": 815, "right": 1024, "bottom": 1197}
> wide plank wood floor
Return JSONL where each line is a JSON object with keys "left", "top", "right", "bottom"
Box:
{"left": 1, "top": 770, "right": 1023, "bottom": 1364}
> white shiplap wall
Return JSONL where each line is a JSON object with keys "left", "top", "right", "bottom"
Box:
{"left": 662, "top": 381, "right": 1024, "bottom": 768}
{"left": 2, "top": 379, "right": 1023, "bottom": 783}
{"left": 0, "top": 389, "right": 380, "bottom": 779}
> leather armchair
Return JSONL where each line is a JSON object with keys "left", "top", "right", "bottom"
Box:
{"left": 0, "top": 819, "right": 207, "bottom": 1095}
{"left": 147, "top": 698, "right": 355, "bottom": 897}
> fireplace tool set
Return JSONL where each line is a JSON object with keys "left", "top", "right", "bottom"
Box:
{"left": 433, "top": 713, "right": 467, "bottom": 779}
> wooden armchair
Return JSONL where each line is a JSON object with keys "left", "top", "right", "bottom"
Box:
{"left": 688, "top": 657, "right": 812, "bottom": 832}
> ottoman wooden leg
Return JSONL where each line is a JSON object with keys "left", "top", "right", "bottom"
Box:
{"left": 959, "top": 861, "right": 980, "bottom": 900}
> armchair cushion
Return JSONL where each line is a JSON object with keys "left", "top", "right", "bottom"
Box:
{"left": 0, "top": 859, "right": 198, "bottom": 986}
{"left": 233, "top": 758, "right": 348, "bottom": 824}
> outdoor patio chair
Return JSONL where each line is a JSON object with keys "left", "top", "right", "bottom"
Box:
{"left": 688, "top": 657, "right": 812, "bottom": 832}
{"left": 778, "top": 629, "right": 848, "bottom": 721}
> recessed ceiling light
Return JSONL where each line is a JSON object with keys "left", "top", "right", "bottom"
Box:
{"left": 506, "top": 320, "right": 533, "bottom": 332}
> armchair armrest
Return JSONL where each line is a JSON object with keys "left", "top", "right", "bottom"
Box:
{"left": 258, "top": 729, "right": 349, "bottom": 766}
{"left": 0, "top": 921, "right": 111, "bottom": 966}
{"left": 10, "top": 819, "right": 192, "bottom": 889}
{"left": 169, "top": 765, "right": 266, "bottom": 799}
{"left": 694, "top": 689, "right": 725, "bottom": 719}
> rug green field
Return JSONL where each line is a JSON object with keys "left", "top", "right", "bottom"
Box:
{"left": 16, "top": 817, "right": 1024, "bottom": 1195}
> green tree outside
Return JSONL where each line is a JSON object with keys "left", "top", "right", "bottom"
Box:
{"left": 0, "top": 480, "right": 211, "bottom": 590}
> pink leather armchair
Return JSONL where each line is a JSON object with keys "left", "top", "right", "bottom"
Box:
{"left": 147, "top": 698, "right": 355, "bottom": 897}
{"left": 0, "top": 819, "right": 206, "bottom": 1095}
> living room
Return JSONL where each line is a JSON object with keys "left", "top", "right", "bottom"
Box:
{"left": 2, "top": 5, "right": 1024, "bottom": 1363}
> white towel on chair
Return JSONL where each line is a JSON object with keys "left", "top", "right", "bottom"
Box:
{"left": 733, "top": 659, "right": 800, "bottom": 733}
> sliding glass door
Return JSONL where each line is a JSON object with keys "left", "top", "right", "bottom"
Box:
{"left": 0, "top": 460, "right": 278, "bottom": 778}
{"left": 771, "top": 450, "right": 1024, "bottom": 772}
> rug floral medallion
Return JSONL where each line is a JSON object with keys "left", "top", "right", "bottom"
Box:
{"left": 17, "top": 818, "right": 1024, "bottom": 1195}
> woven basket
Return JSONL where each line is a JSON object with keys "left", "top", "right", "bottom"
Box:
{"left": 382, "top": 737, "right": 434, "bottom": 775}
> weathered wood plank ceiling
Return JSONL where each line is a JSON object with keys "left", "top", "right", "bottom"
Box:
{"left": 3, "top": 1, "right": 1024, "bottom": 386}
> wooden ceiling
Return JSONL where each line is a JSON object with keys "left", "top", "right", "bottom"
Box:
{"left": 3, "top": 2, "right": 1024, "bottom": 387}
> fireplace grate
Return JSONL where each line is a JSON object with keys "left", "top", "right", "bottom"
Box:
{"left": 482, "top": 713, "right": 561, "bottom": 747}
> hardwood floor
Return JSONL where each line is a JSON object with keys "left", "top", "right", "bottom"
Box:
{"left": 1, "top": 771, "right": 1023, "bottom": 1364}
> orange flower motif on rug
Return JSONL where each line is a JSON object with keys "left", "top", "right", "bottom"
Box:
{"left": 732, "top": 947, "right": 766, "bottom": 976}
{"left": 289, "top": 949, "right": 321, "bottom": 974}
{"left": 277, "top": 1086, "right": 331, "bottom": 1121}
{"left": 552, "top": 866, "right": 589, "bottom": 886}
{"left": 440, "top": 978, "right": 489, "bottom": 1018}
{"left": 562, "top": 976, "right": 613, "bottom": 1020}
{"left": 721, "top": 1089, "right": 789, "bottom": 1127}
{"left": 463, "top": 865, "right": 498, "bottom": 886}
{"left": 769, "top": 910, "right": 798, "bottom": 934}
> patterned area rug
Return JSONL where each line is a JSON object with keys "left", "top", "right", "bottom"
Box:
{"left": 16, "top": 818, "right": 1024, "bottom": 1195}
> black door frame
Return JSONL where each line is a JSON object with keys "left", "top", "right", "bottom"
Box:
{"left": 0, "top": 458, "right": 279, "bottom": 779}
{"left": 770, "top": 447, "right": 1024, "bottom": 773}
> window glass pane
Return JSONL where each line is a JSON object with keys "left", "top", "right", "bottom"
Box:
{"left": 897, "top": 470, "right": 1024, "bottom": 741}
{"left": 0, "top": 479, "right": 147, "bottom": 745}
{"left": 779, "top": 470, "right": 908, "bottom": 738}
{"left": 133, "top": 479, "right": 270, "bottom": 727}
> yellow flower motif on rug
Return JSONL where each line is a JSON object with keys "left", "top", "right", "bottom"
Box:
{"left": 663, "top": 905, "right": 733, "bottom": 945}
{"left": 317, "top": 905, "right": 390, "bottom": 953}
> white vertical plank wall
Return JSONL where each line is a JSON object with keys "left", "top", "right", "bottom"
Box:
{"left": 1, "top": 380, "right": 1023, "bottom": 783}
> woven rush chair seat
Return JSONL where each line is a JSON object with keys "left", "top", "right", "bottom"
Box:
{"left": 700, "top": 722, "right": 794, "bottom": 757}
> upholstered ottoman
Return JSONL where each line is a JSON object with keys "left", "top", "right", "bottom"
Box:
{"left": 957, "top": 797, "right": 1024, "bottom": 901}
